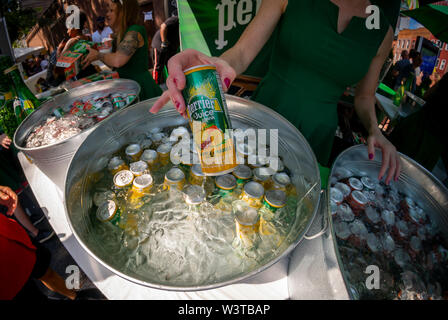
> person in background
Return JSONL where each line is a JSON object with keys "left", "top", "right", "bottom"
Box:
{"left": 150, "top": 14, "right": 179, "bottom": 84}
{"left": 429, "top": 72, "right": 441, "bottom": 88}
{"left": 0, "top": 186, "right": 75, "bottom": 300}
{"left": 407, "top": 52, "right": 422, "bottom": 94}
{"left": 391, "top": 50, "right": 409, "bottom": 79}
{"left": 92, "top": 16, "right": 113, "bottom": 44}
{"left": 32, "top": 56, "right": 43, "bottom": 74}
{"left": 82, "top": 0, "right": 162, "bottom": 101}
{"left": 415, "top": 71, "right": 441, "bottom": 98}
{"left": 393, "top": 49, "right": 420, "bottom": 90}
{"left": 59, "top": 11, "right": 92, "bottom": 55}
{"left": 46, "top": 11, "right": 97, "bottom": 87}
{"left": 35, "top": 77, "right": 50, "bottom": 93}
{"left": 82, "top": 18, "right": 92, "bottom": 40}
{"left": 401, "top": 50, "right": 409, "bottom": 61}
{"left": 23, "top": 58, "right": 36, "bottom": 77}
{"left": 389, "top": 73, "right": 448, "bottom": 179}
{"left": 39, "top": 55, "right": 49, "bottom": 70}
{"left": 0, "top": 134, "right": 54, "bottom": 243}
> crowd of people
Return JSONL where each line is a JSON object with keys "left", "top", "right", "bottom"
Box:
{"left": 22, "top": 55, "right": 49, "bottom": 78}
{"left": 386, "top": 48, "right": 442, "bottom": 98}
{"left": 382, "top": 46, "right": 446, "bottom": 179}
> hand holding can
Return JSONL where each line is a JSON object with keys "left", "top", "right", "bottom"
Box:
{"left": 149, "top": 49, "right": 236, "bottom": 116}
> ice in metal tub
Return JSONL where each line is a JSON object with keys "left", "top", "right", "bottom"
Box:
{"left": 64, "top": 95, "right": 321, "bottom": 291}
{"left": 13, "top": 79, "right": 140, "bottom": 187}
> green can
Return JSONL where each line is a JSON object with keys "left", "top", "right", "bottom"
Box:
{"left": 215, "top": 174, "right": 237, "bottom": 198}
{"left": 182, "top": 64, "right": 237, "bottom": 176}
{"left": 111, "top": 94, "right": 126, "bottom": 109}
{"left": 263, "top": 190, "right": 287, "bottom": 213}
{"left": 232, "top": 164, "right": 252, "bottom": 185}
{"left": 96, "top": 199, "right": 122, "bottom": 226}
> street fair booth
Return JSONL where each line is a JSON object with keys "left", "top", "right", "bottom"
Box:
{"left": 3, "top": 0, "right": 448, "bottom": 299}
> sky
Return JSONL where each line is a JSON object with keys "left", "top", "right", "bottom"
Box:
{"left": 409, "top": 18, "right": 424, "bottom": 29}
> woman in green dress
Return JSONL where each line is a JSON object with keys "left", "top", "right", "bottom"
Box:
{"left": 82, "top": 0, "right": 162, "bottom": 101}
{"left": 151, "top": 0, "right": 401, "bottom": 185}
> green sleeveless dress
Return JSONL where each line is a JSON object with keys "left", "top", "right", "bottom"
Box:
{"left": 251, "top": 0, "right": 394, "bottom": 166}
{"left": 117, "top": 25, "right": 162, "bottom": 101}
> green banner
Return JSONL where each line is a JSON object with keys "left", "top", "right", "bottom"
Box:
{"left": 178, "top": 0, "right": 276, "bottom": 78}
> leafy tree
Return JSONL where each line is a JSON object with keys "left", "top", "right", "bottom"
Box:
{"left": 0, "top": 0, "right": 39, "bottom": 45}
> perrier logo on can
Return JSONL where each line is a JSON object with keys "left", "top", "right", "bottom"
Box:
{"left": 182, "top": 65, "right": 237, "bottom": 176}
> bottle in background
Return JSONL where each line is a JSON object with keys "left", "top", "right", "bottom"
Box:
{"left": 393, "top": 81, "right": 405, "bottom": 107}
{"left": 4, "top": 64, "right": 40, "bottom": 123}
{"left": 0, "top": 55, "right": 20, "bottom": 139}
{"left": 404, "top": 72, "right": 415, "bottom": 94}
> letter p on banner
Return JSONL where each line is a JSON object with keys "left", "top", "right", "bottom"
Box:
{"left": 66, "top": 5, "right": 80, "bottom": 30}
{"left": 66, "top": 265, "right": 80, "bottom": 290}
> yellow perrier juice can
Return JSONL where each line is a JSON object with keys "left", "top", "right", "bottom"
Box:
{"left": 182, "top": 65, "right": 237, "bottom": 176}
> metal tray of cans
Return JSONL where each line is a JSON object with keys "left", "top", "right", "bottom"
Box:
{"left": 13, "top": 79, "right": 140, "bottom": 186}
{"left": 64, "top": 95, "right": 322, "bottom": 291}
{"left": 326, "top": 144, "right": 448, "bottom": 299}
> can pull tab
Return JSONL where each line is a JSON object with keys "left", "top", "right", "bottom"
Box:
{"left": 304, "top": 189, "right": 329, "bottom": 240}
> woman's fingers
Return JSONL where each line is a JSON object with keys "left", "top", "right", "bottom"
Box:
{"left": 166, "top": 50, "right": 197, "bottom": 91}
{"left": 394, "top": 156, "right": 401, "bottom": 182}
{"left": 0, "top": 187, "right": 17, "bottom": 215}
{"left": 82, "top": 47, "right": 94, "bottom": 68}
{"left": 378, "top": 147, "right": 390, "bottom": 182}
{"left": 367, "top": 136, "right": 376, "bottom": 161}
{"left": 385, "top": 152, "right": 396, "bottom": 185}
{"left": 209, "top": 57, "right": 237, "bottom": 92}
{"left": 81, "top": 56, "right": 90, "bottom": 67}
{"left": 150, "top": 50, "right": 198, "bottom": 115}
{"left": 166, "top": 75, "right": 186, "bottom": 114}
{"left": 149, "top": 79, "right": 185, "bottom": 115}
{"left": 150, "top": 90, "right": 170, "bottom": 114}
{"left": 6, "top": 200, "right": 16, "bottom": 216}
{"left": 368, "top": 131, "right": 400, "bottom": 185}
{"left": 0, "top": 191, "right": 9, "bottom": 201}
{"left": 151, "top": 49, "right": 237, "bottom": 116}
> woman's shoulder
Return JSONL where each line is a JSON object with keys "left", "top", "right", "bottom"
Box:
{"left": 127, "top": 24, "right": 146, "bottom": 34}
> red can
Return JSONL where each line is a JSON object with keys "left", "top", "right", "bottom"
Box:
{"left": 83, "top": 101, "right": 93, "bottom": 112}
{"left": 69, "top": 106, "right": 83, "bottom": 116}
{"left": 347, "top": 190, "right": 368, "bottom": 215}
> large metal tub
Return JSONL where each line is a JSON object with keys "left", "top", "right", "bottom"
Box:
{"left": 288, "top": 145, "right": 448, "bottom": 299}
{"left": 13, "top": 79, "right": 140, "bottom": 187}
{"left": 64, "top": 95, "right": 322, "bottom": 291}
{"left": 328, "top": 145, "right": 448, "bottom": 299}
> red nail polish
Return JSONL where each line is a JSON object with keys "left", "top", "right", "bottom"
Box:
{"left": 175, "top": 102, "right": 180, "bottom": 110}
{"left": 224, "top": 78, "right": 231, "bottom": 89}
{"left": 369, "top": 153, "right": 374, "bottom": 160}
{"left": 173, "top": 78, "right": 177, "bottom": 86}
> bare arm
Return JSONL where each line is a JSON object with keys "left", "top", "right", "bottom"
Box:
{"left": 220, "top": 0, "right": 287, "bottom": 75}
{"left": 355, "top": 28, "right": 393, "bottom": 136}
{"left": 160, "top": 23, "right": 168, "bottom": 44}
{"left": 150, "top": 0, "right": 287, "bottom": 114}
{"left": 354, "top": 27, "right": 400, "bottom": 184}
{"left": 61, "top": 36, "right": 81, "bottom": 55}
{"left": 82, "top": 30, "right": 144, "bottom": 69}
